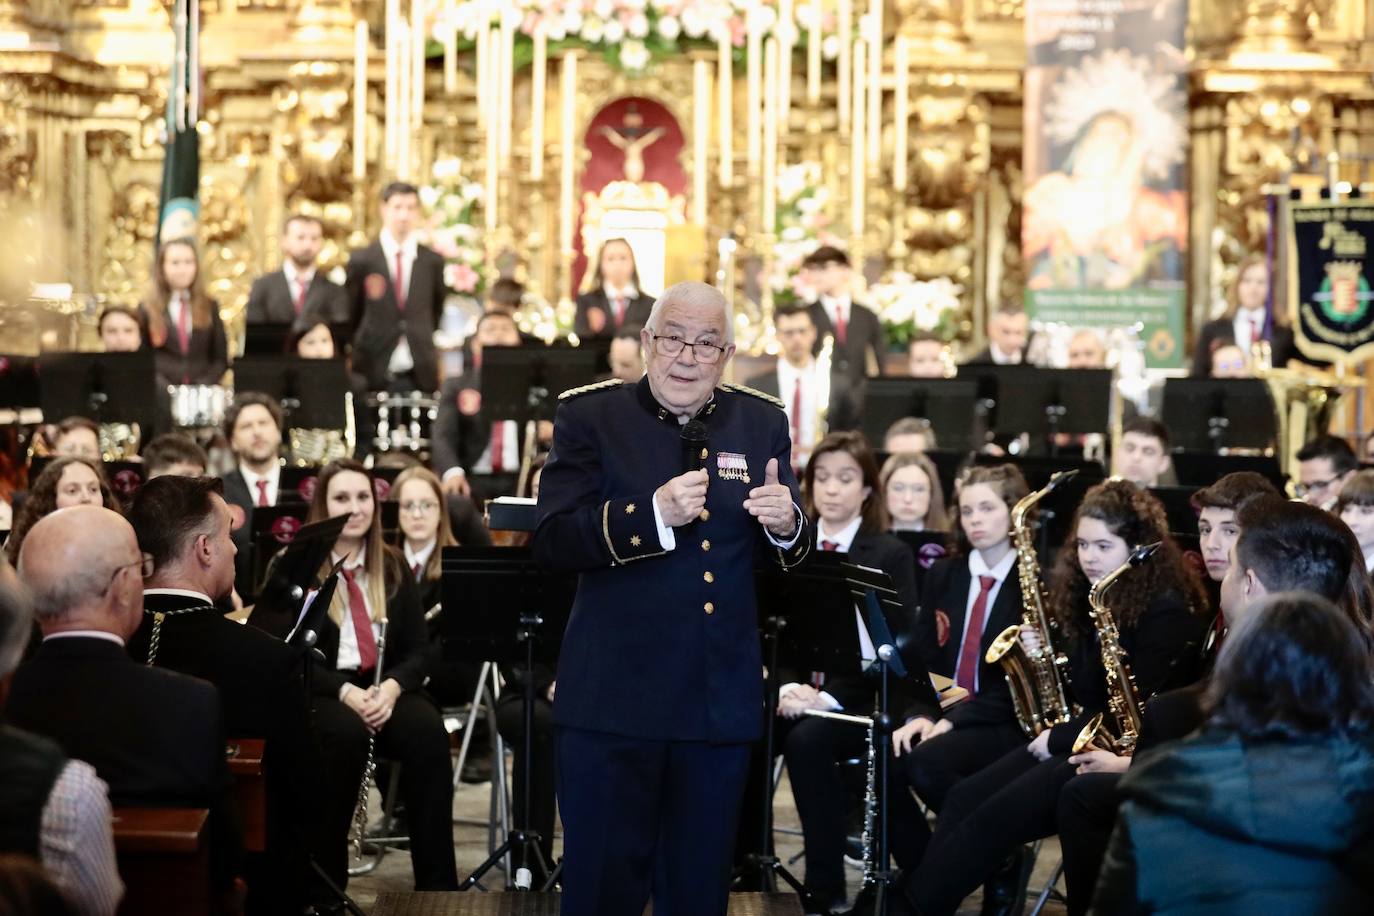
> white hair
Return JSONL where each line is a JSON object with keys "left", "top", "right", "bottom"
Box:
{"left": 645, "top": 281, "right": 735, "bottom": 345}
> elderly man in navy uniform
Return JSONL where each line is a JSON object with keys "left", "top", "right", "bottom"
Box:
{"left": 534, "top": 281, "right": 810, "bottom": 916}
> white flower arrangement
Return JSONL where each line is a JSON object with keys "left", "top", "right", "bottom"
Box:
{"left": 418, "top": 157, "right": 487, "bottom": 298}
{"left": 866, "top": 272, "right": 964, "bottom": 347}
{"left": 762, "top": 161, "right": 836, "bottom": 306}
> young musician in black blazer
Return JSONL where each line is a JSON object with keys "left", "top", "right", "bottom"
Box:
{"left": 897, "top": 480, "right": 1209, "bottom": 916}
{"left": 800, "top": 246, "right": 886, "bottom": 386}
{"left": 1190, "top": 253, "right": 1295, "bottom": 376}
{"left": 246, "top": 214, "right": 349, "bottom": 331}
{"left": 574, "top": 238, "right": 655, "bottom": 339}
{"left": 304, "top": 460, "right": 459, "bottom": 891}
{"left": 141, "top": 238, "right": 228, "bottom": 386}
{"left": 736, "top": 432, "right": 928, "bottom": 911}
{"left": 345, "top": 182, "right": 447, "bottom": 392}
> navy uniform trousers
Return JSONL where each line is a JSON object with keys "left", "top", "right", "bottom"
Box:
{"left": 533, "top": 377, "right": 809, "bottom": 916}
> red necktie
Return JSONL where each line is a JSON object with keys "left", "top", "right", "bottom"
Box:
{"left": 411, "top": 562, "right": 422, "bottom": 580}
{"left": 491, "top": 422, "right": 504, "bottom": 472}
{"left": 833, "top": 302, "right": 847, "bottom": 346}
{"left": 393, "top": 250, "right": 406, "bottom": 312}
{"left": 295, "top": 277, "right": 308, "bottom": 315}
{"left": 176, "top": 294, "right": 191, "bottom": 354}
{"left": 341, "top": 567, "right": 378, "bottom": 671}
{"left": 254, "top": 479, "right": 270, "bottom": 508}
{"left": 614, "top": 296, "right": 627, "bottom": 327}
{"left": 790, "top": 376, "right": 803, "bottom": 457}
{"left": 821, "top": 540, "right": 840, "bottom": 551}
{"left": 957, "top": 575, "right": 996, "bottom": 694}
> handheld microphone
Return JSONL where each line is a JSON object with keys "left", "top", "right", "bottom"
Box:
{"left": 681, "top": 420, "right": 709, "bottom": 474}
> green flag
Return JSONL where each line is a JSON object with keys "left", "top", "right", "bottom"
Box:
{"left": 158, "top": 0, "right": 200, "bottom": 243}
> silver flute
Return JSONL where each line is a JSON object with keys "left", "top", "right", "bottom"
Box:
{"left": 349, "top": 617, "right": 389, "bottom": 858}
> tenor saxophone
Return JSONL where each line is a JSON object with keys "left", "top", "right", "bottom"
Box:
{"left": 1072, "top": 543, "right": 1158, "bottom": 756}
{"left": 349, "top": 617, "right": 390, "bottom": 858}
{"left": 985, "top": 470, "right": 1078, "bottom": 738}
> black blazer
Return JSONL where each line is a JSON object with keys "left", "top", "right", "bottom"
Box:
{"left": 7, "top": 636, "right": 241, "bottom": 884}
{"left": 345, "top": 241, "right": 446, "bottom": 391}
{"left": 910, "top": 554, "right": 1027, "bottom": 727}
{"left": 806, "top": 299, "right": 886, "bottom": 385}
{"left": 1190, "top": 316, "right": 1296, "bottom": 377}
{"left": 431, "top": 372, "right": 530, "bottom": 478}
{"left": 311, "top": 559, "right": 431, "bottom": 697}
{"left": 147, "top": 299, "right": 229, "bottom": 386}
{"left": 1136, "top": 680, "right": 1207, "bottom": 755}
{"left": 574, "top": 288, "right": 654, "bottom": 340}
{"left": 743, "top": 365, "right": 861, "bottom": 434}
{"left": 220, "top": 469, "right": 260, "bottom": 599}
{"left": 245, "top": 269, "right": 349, "bottom": 331}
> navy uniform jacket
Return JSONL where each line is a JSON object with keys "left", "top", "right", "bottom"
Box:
{"left": 533, "top": 376, "right": 811, "bottom": 744}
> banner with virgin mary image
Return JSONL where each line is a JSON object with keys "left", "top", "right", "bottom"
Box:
{"left": 1022, "top": 0, "right": 1189, "bottom": 368}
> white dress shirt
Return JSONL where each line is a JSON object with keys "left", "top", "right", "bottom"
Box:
{"left": 988, "top": 341, "right": 1022, "bottom": 365}
{"left": 776, "top": 357, "right": 821, "bottom": 468}
{"left": 404, "top": 539, "right": 436, "bottom": 578}
{"left": 239, "top": 462, "right": 281, "bottom": 507}
{"left": 43, "top": 631, "right": 125, "bottom": 647}
{"left": 333, "top": 550, "right": 384, "bottom": 675}
{"left": 380, "top": 229, "right": 417, "bottom": 375}
{"left": 1232, "top": 307, "right": 1265, "bottom": 352}
{"left": 166, "top": 292, "right": 189, "bottom": 343}
{"left": 955, "top": 547, "right": 1017, "bottom": 691}
{"left": 282, "top": 260, "right": 316, "bottom": 311}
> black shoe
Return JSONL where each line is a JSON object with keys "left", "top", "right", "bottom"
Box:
{"left": 461, "top": 754, "right": 493, "bottom": 784}
{"left": 802, "top": 887, "right": 847, "bottom": 916}
{"left": 838, "top": 882, "right": 919, "bottom": 916}
{"left": 979, "top": 846, "right": 1033, "bottom": 916}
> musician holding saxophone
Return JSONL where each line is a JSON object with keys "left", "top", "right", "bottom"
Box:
{"left": 893, "top": 480, "right": 1208, "bottom": 916}
{"left": 305, "top": 459, "right": 459, "bottom": 890}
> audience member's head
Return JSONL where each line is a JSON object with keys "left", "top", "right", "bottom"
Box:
{"left": 51, "top": 417, "right": 100, "bottom": 461}
{"left": 224, "top": 392, "right": 283, "bottom": 472}
{"left": 802, "top": 431, "right": 886, "bottom": 534}
{"left": 608, "top": 330, "right": 644, "bottom": 383}
{"left": 987, "top": 303, "right": 1030, "bottom": 361}
{"left": 486, "top": 277, "right": 525, "bottom": 314}
{"left": 130, "top": 476, "right": 237, "bottom": 602}
{"left": 1208, "top": 343, "right": 1250, "bottom": 378}
{"left": 1337, "top": 470, "right": 1374, "bottom": 573}
{"left": 774, "top": 304, "right": 818, "bottom": 368}
{"left": 907, "top": 331, "right": 946, "bottom": 378}
{"left": 1296, "top": 435, "right": 1358, "bottom": 510}
{"left": 98, "top": 306, "right": 145, "bottom": 353}
{"left": 1207, "top": 591, "right": 1374, "bottom": 740}
{"left": 5, "top": 458, "right": 115, "bottom": 566}
{"left": 881, "top": 451, "right": 947, "bottom": 533}
{"left": 800, "top": 245, "right": 851, "bottom": 298}
{"left": 379, "top": 181, "right": 420, "bottom": 241}
{"left": 592, "top": 238, "right": 641, "bottom": 293}
{"left": 17, "top": 507, "right": 146, "bottom": 640}
{"left": 280, "top": 213, "right": 324, "bottom": 270}
{"left": 1192, "top": 471, "right": 1281, "bottom": 583}
{"left": 1113, "top": 417, "right": 1171, "bottom": 488}
{"left": 1066, "top": 329, "right": 1106, "bottom": 369}
{"left": 143, "top": 433, "right": 208, "bottom": 479}
{"left": 883, "top": 416, "right": 936, "bottom": 455}
{"left": 288, "top": 321, "right": 338, "bottom": 359}
{"left": 1226, "top": 497, "right": 1370, "bottom": 639}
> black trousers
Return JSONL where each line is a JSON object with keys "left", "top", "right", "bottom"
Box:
{"left": 555, "top": 726, "right": 751, "bottom": 916}
{"left": 307, "top": 696, "right": 370, "bottom": 895}
{"left": 314, "top": 690, "right": 458, "bottom": 890}
{"left": 889, "top": 722, "right": 1026, "bottom": 866}
{"left": 494, "top": 693, "right": 557, "bottom": 868}
{"left": 1056, "top": 772, "right": 1121, "bottom": 916}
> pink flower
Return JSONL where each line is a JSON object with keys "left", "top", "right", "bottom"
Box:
{"left": 445, "top": 262, "right": 481, "bottom": 293}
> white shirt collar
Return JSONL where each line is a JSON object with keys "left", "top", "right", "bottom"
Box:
{"left": 282, "top": 260, "right": 316, "bottom": 288}
{"left": 332, "top": 546, "right": 367, "bottom": 573}
{"left": 604, "top": 283, "right": 639, "bottom": 301}
{"left": 817, "top": 515, "right": 863, "bottom": 552}
{"left": 820, "top": 292, "right": 851, "bottom": 311}
{"left": 238, "top": 462, "right": 280, "bottom": 494}
{"left": 404, "top": 540, "right": 436, "bottom": 571}
{"left": 380, "top": 229, "right": 417, "bottom": 260}
{"left": 144, "top": 587, "right": 215, "bottom": 605}
{"left": 43, "top": 630, "right": 126, "bottom": 647}
{"left": 989, "top": 341, "right": 1021, "bottom": 365}
{"left": 968, "top": 547, "right": 1016, "bottom": 583}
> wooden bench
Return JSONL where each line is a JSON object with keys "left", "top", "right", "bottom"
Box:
{"left": 226, "top": 738, "right": 266, "bottom": 853}
{"left": 111, "top": 807, "right": 211, "bottom": 916}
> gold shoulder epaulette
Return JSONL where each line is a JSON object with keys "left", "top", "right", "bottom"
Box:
{"left": 558, "top": 377, "right": 625, "bottom": 401}
{"left": 722, "top": 382, "right": 785, "bottom": 410}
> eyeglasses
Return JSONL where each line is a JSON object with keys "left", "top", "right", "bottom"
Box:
{"left": 400, "top": 500, "right": 440, "bottom": 516}
{"left": 1295, "top": 477, "right": 1342, "bottom": 497}
{"left": 106, "top": 553, "right": 154, "bottom": 591}
{"left": 649, "top": 334, "right": 727, "bottom": 365}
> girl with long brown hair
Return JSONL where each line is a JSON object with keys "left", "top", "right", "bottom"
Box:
{"left": 141, "top": 237, "right": 228, "bottom": 385}
{"left": 305, "top": 459, "right": 458, "bottom": 890}
{"left": 1190, "top": 253, "right": 1295, "bottom": 375}
{"left": 573, "top": 237, "right": 655, "bottom": 338}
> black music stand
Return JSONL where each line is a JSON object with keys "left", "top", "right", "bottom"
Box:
{"left": 1160, "top": 378, "right": 1277, "bottom": 452}
{"left": 479, "top": 346, "right": 601, "bottom": 424}
{"left": 440, "top": 545, "right": 575, "bottom": 891}
{"left": 234, "top": 356, "right": 350, "bottom": 431}
{"left": 243, "top": 323, "right": 294, "bottom": 357}
{"left": 249, "top": 513, "right": 349, "bottom": 640}
{"left": 1148, "top": 485, "right": 1200, "bottom": 538}
{"left": 0, "top": 355, "right": 39, "bottom": 411}
{"left": 1168, "top": 451, "right": 1285, "bottom": 490}
{"left": 279, "top": 466, "right": 404, "bottom": 501}
{"left": 861, "top": 379, "right": 980, "bottom": 453}
{"left": 963, "top": 366, "right": 1113, "bottom": 455}
{"left": 36, "top": 351, "right": 160, "bottom": 432}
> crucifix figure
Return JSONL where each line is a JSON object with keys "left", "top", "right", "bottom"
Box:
{"left": 599, "top": 107, "right": 666, "bottom": 184}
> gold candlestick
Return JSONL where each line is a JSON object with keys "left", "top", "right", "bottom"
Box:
{"left": 693, "top": 56, "right": 711, "bottom": 227}
{"left": 850, "top": 37, "right": 866, "bottom": 251}
{"left": 559, "top": 51, "right": 580, "bottom": 305}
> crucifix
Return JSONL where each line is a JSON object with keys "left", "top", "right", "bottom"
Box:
{"left": 599, "top": 106, "right": 666, "bottom": 184}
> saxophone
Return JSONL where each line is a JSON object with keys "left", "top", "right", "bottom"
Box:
{"left": 984, "top": 469, "right": 1078, "bottom": 738}
{"left": 1072, "top": 543, "right": 1157, "bottom": 756}
{"left": 349, "top": 617, "right": 389, "bottom": 859}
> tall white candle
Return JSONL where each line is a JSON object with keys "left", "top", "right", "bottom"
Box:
{"left": 530, "top": 23, "right": 547, "bottom": 181}
{"left": 559, "top": 52, "right": 579, "bottom": 257}
{"left": 498, "top": 10, "right": 514, "bottom": 162}
{"left": 850, "top": 38, "right": 865, "bottom": 238}
{"left": 354, "top": 18, "right": 367, "bottom": 181}
{"left": 411, "top": 0, "right": 425, "bottom": 177}
{"left": 866, "top": 4, "right": 882, "bottom": 170}
{"left": 762, "top": 38, "right": 778, "bottom": 234}
{"left": 778, "top": 0, "right": 793, "bottom": 134}
{"left": 397, "top": 14, "right": 411, "bottom": 177}
{"left": 717, "top": 33, "right": 733, "bottom": 187}
{"left": 384, "top": 0, "right": 400, "bottom": 171}
{"left": 746, "top": 0, "right": 762, "bottom": 176}
{"left": 893, "top": 35, "right": 908, "bottom": 192}
{"left": 837, "top": 0, "right": 851, "bottom": 133}
{"left": 806, "top": 0, "right": 821, "bottom": 106}
{"left": 693, "top": 58, "right": 710, "bottom": 227}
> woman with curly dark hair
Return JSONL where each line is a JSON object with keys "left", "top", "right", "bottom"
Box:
{"left": 4, "top": 458, "right": 118, "bottom": 565}
{"left": 895, "top": 479, "right": 1210, "bottom": 916}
